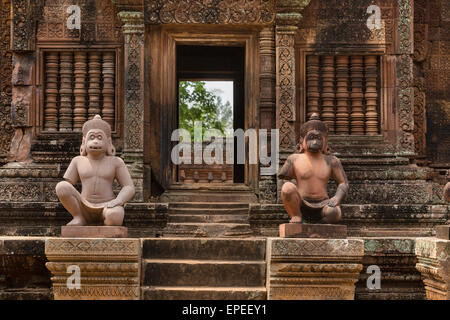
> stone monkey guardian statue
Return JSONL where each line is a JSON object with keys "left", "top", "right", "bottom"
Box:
{"left": 277, "top": 113, "right": 349, "bottom": 224}
{"left": 56, "top": 115, "right": 135, "bottom": 226}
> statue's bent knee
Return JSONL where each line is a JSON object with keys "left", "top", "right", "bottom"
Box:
{"left": 103, "top": 206, "right": 125, "bottom": 226}
{"left": 55, "top": 181, "right": 74, "bottom": 198}
{"left": 322, "top": 205, "right": 342, "bottom": 223}
{"left": 281, "top": 182, "right": 297, "bottom": 197}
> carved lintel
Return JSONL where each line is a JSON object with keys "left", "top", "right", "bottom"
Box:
{"left": 143, "top": 0, "right": 276, "bottom": 25}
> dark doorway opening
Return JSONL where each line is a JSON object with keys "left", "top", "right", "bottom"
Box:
{"left": 176, "top": 45, "right": 245, "bottom": 184}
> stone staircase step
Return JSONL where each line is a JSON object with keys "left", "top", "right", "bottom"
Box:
{"left": 143, "top": 259, "right": 266, "bottom": 287}
{"left": 163, "top": 223, "right": 254, "bottom": 237}
{"left": 141, "top": 286, "right": 266, "bottom": 300}
{"left": 168, "top": 214, "right": 248, "bottom": 223}
{"left": 162, "top": 192, "right": 257, "bottom": 203}
{"left": 169, "top": 202, "right": 249, "bottom": 209}
{"left": 168, "top": 208, "right": 249, "bottom": 215}
{"left": 142, "top": 238, "right": 266, "bottom": 260}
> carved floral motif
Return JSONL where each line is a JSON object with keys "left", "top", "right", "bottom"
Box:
{"left": 145, "top": 0, "right": 275, "bottom": 25}
{"left": 37, "top": 0, "right": 123, "bottom": 42}
{"left": 0, "top": 0, "right": 13, "bottom": 159}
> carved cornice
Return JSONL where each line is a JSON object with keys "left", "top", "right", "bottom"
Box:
{"left": 118, "top": 11, "right": 145, "bottom": 34}
{"left": 275, "top": 0, "right": 311, "bottom": 25}
{"left": 111, "top": 0, "right": 144, "bottom": 12}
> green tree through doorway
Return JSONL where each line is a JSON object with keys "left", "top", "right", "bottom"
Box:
{"left": 179, "top": 81, "right": 233, "bottom": 141}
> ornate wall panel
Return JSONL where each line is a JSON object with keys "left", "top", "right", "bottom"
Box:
{"left": 414, "top": 0, "right": 450, "bottom": 164}
{"left": 37, "top": 0, "right": 123, "bottom": 43}
{"left": 144, "top": 0, "right": 275, "bottom": 25}
{"left": 0, "top": 0, "right": 13, "bottom": 161}
{"left": 297, "top": 0, "right": 395, "bottom": 49}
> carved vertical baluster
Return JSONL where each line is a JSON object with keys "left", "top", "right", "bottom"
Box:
{"left": 350, "top": 55, "right": 364, "bottom": 134}
{"left": 306, "top": 55, "right": 320, "bottom": 119}
{"left": 88, "top": 52, "right": 101, "bottom": 119}
{"left": 335, "top": 55, "right": 350, "bottom": 134}
{"left": 44, "top": 52, "right": 59, "bottom": 131}
{"left": 59, "top": 52, "right": 73, "bottom": 131}
{"left": 321, "top": 55, "right": 335, "bottom": 133}
{"left": 365, "top": 55, "right": 379, "bottom": 135}
{"left": 102, "top": 52, "right": 115, "bottom": 130}
{"left": 73, "top": 52, "right": 87, "bottom": 131}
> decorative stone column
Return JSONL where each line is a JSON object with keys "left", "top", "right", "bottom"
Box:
{"left": 258, "top": 27, "right": 277, "bottom": 203}
{"left": 45, "top": 238, "right": 141, "bottom": 300}
{"left": 396, "top": 0, "right": 415, "bottom": 156}
{"left": 267, "top": 238, "right": 364, "bottom": 300}
{"left": 415, "top": 236, "right": 450, "bottom": 300}
{"left": 118, "top": 11, "right": 145, "bottom": 202}
{"left": 275, "top": 0, "right": 310, "bottom": 202}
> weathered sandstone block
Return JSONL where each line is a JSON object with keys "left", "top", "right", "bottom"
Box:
{"left": 415, "top": 237, "right": 450, "bottom": 300}
{"left": 45, "top": 238, "right": 140, "bottom": 300}
{"left": 267, "top": 238, "right": 364, "bottom": 300}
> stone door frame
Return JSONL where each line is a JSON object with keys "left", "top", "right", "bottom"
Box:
{"left": 145, "top": 25, "right": 260, "bottom": 192}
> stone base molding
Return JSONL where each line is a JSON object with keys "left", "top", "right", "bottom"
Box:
{"left": 415, "top": 237, "right": 450, "bottom": 300}
{"left": 267, "top": 238, "right": 364, "bottom": 300}
{"left": 45, "top": 238, "right": 140, "bottom": 300}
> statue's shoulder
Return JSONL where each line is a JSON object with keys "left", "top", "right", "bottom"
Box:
{"left": 287, "top": 153, "right": 301, "bottom": 162}
{"left": 70, "top": 155, "right": 85, "bottom": 163}
{"left": 325, "top": 154, "right": 342, "bottom": 167}
{"left": 111, "top": 156, "right": 126, "bottom": 166}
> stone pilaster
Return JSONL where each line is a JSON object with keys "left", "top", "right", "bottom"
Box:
{"left": 415, "top": 237, "right": 450, "bottom": 300}
{"left": 275, "top": 24, "right": 297, "bottom": 153}
{"left": 267, "top": 238, "right": 364, "bottom": 300}
{"left": 118, "top": 11, "right": 145, "bottom": 201}
{"left": 275, "top": 1, "right": 310, "bottom": 202}
{"left": 45, "top": 238, "right": 141, "bottom": 300}
{"left": 396, "top": 0, "right": 415, "bottom": 156}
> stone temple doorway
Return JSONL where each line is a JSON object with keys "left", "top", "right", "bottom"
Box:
{"left": 175, "top": 45, "right": 245, "bottom": 184}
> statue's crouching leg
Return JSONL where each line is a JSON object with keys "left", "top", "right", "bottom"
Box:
{"left": 55, "top": 181, "right": 87, "bottom": 226}
{"left": 103, "top": 206, "right": 125, "bottom": 226}
{"left": 281, "top": 182, "right": 302, "bottom": 223}
{"left": 320, "top": 205, "right": 342, "bottom": 224}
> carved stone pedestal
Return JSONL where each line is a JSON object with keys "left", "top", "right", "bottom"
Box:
{"left": 279, "top": 223, "right": 347, "bottom": 239}
{"left": 415, "top": 237, "right": 450, "bottom": 300}
{"left": 61, "top": 226, "right": 128, "bottom": 238}
{"left": 267, "top": 238, "right": 364, "bottom": 300}
{"left": 45, "top": 238, "right": 140, "bottom": 300}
